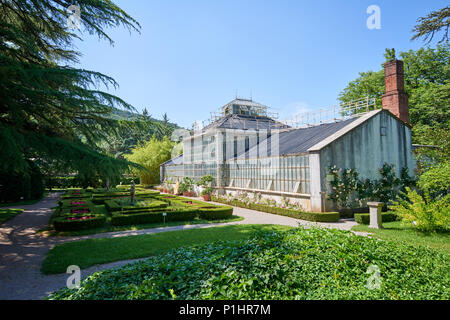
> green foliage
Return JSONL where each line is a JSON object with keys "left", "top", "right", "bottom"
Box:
{"left": 327, "top": 164, "right": 415, "bottom": 208}
{"left": 198, "top": 207, "right": 233, "bottom": 220}
{"left": 0, "top": 0, "right": 142, "bottom": 182}
{"left": 0, "top": 160, "right": 44, "bottom": 203}
{"left": 213, "top": 196, "right": 340, "bottom": 222}
{"left": 413, "top": 126, "right": 450, "bottom": 173}
{"left": 418, "top": 162, "right": 450, "bottom": 197}
{"left": 384, "top": 48, "right": 396, "bottom": 61}
{"left": 125, "top": 136, "right": 179, "bottom": 184}
{"left": 411, "top": 6, "right": 450, "bottom": 44}
{"left": 389, "top": 187, "right": 450, "bottom": 233}
{"left": 197, "top": 175, "right": 214, "bottom": 195}
{"left": 354, "top": 212, "right": 399, "bottom": 224}
{"left": 179, "top": 177, "right": 194, "bottom": 193}
{"left": 52, "top": 214, "right": 107, "bottom": 232}
{"left": 328, "top": 166, "right": 359, "bottom": 208}
{"left": 47, "top": 227, "right": 450, "bottom": 300}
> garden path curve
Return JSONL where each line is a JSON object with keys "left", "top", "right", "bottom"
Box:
{"left": 0, "top": 193, "right": 363, "bottom": 300}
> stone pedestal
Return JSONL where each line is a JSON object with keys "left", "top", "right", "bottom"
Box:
{"left": 367, "top": 202, "right": 383, "bottom": 229}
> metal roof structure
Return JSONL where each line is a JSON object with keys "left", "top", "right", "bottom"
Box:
{"left": 239, "top": 117, "right": 359, "bottom": 158}
{"left": 203, "top": 113, "right": 290, "bottom": 131}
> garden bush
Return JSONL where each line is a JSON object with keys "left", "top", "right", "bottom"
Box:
{"left": 198, "top": 206, "right": 233, "bottom": 220}
{"left": 0, "top": 160, "right": 44, "bottom": 203}
{"left": 354, "top": 212, "right": 399, "bottom": 224}
{"left": 52, "top": 214, "right": 106, "bottom": 231}
{"left": 389, "top": 187, "right": 450, "bottom": 233}
{"left": 111, "top": 211, "right": 163, "bottom": 226}
{"left": 47, "top": 227, "right": 450, "bottom": 300}
{"left": 104, "top": 199, "right": 167, "bottom": 212}
{"left": 110, "top": 208, "right": 197, "bottom": 226}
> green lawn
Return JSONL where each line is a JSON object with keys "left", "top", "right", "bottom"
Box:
{"left": 43, "top": 204, "right": 244, "bottom": 237}
{"left": 41, "top": 224, "right": 293, "bottom": 274}
{"left": 0, "top": 208, "right": 24, "bottom": 224}
{"left": 352, "top": 221, "right": 450, "bottom": 254}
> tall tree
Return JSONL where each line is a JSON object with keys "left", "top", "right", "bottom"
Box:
{"left": 0, "top": 0, "right": 142, "bottom": 182}
{"left": 411, "top": 6, "right": 450, "bottom": 44}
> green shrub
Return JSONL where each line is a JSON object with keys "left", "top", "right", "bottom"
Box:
{"left": 354, "top": 212, "right": 399, "bottom": 224}
{"left": 104, "top": 199, "right": 167, "bottom": 212}
{"left": 111, "top": 212, "right": 163, "bottom": 226}
{"left": 53, "top": 214, "right": 106, "bottom": 231}
{"left": 389, "top": 187, "right": 450, "bottom": 233}
{"left": 418, "top": 162, "right": 450, "bottom": 198}
{"left": 166, "top": 209, "right": 198, "bottom": 222}
{"left": 198, "top": 206, "right": 233, "bottom": 220}
{"left": 212, "top": 196, "right": 339, "bottom": 222}
{"left": 0, "top": 160, "right": 44, "bottom": 203}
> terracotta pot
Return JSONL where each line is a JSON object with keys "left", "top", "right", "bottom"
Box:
{"left": 202, "top": 194, "right": 211, "bottom": 201}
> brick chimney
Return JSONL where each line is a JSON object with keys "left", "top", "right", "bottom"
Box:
{"left": 382, "top": 59, "right": 410, "bottom": 124}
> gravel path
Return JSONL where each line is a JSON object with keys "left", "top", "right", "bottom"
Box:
{"left": 0, "top": 193, "right": 364, "bottom": 300}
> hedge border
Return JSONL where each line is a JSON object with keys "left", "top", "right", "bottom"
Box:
{"left": 212, "top": 196, "right": 339, "bottom": 222}
{"left": 52, "top": 214, "right": 106, "bottom": 231}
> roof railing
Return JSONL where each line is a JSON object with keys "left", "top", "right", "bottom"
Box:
{"left": 281, "top": 96, "right": 378, "bottom": 128}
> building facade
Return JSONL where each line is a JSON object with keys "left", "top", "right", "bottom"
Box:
{"left": 160, "top": 59, "right": 416, "bottom": 212}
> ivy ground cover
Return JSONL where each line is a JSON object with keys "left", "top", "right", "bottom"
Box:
{"left": 47, "top": 226, "right": 450, "bottom": 300}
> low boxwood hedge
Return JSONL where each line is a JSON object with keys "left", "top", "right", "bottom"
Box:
{"left": 354, "top": 212, "right": 399, "bottom": 224}
{"left": 111, "top": 211, "right": 162, "bottom": 226}
{"left": 212, "top": 196, "right": 339, "bottom": 222}
{"left": 104, "top": 199, "right": 168, "bottom": 212}
{"left": 110, "top": 209, "right": 198, "bottom": 226}
{"left": 53, "top": 214, "right": 106, "bottom": 231}
{"left": 198, "top": 206, "right": 233, "bottom": 220}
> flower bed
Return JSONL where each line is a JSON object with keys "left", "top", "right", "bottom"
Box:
{"left": 212, "top": 196, "right": 339, "bottom": 222}
{"left": 53, "top": 214, "right": 106, "bottom": 231}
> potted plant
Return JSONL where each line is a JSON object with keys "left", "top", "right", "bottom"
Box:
{"left": 181, "top": 177, "right": 195, "bottom": 197}
{"left": 200, "top": 187, "right": 214, "bottom": 201}
{"left": 196, "top": 175, "right": 214, "bottom": 201}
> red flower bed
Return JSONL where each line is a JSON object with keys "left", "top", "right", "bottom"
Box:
{"left": 71, "top": 209, "right": 90, "bottom": 214}
{"left": 67, "top": 216, "right": 95, "bottom": 221}
{"left": 71, "top": 201, "right": 85, "bottom": 205}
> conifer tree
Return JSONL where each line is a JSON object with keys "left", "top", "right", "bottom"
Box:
{"left": 0, "top": 0, "right": 142, "bottom": 182}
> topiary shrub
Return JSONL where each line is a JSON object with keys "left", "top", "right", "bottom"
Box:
{"left": 53, "top": 214, "right": 106, "bottom": 231}
{"left": 198, "top": 207, "right": 233, "bottom": 220}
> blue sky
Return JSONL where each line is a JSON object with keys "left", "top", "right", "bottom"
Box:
{"left": 71, "top": 0, "right": 447, "bottom": 128}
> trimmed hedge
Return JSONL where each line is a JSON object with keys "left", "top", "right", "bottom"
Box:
{"left": 53, "top": 214, "right": 106, "bottom": 231}
{"left": 198, "top": 206, "right": 233, "bottom": 220}
{"left": 354, "top": 212, "right": 399, "bottom": 224}
{"left": 110, "top": 209, "right": 198, "bottom": 226}
{"left": 104, "top": 199, "right": 167, "bottom": 212}
{"left": 212, "top": 196, "right": 339, "bottom": 223}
